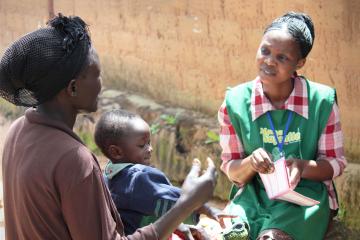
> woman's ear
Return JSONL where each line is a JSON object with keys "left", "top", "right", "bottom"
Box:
{"left": 66, "top": 79, "right": 77, "bottom": 97}
{"left": 296, "top": 58, "right": 306, "bottom": 70}
{"left": 108, "top": 145, "right": 123, "bottom": 160}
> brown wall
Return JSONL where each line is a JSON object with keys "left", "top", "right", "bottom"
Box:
{"left": 1, "top": 0, "right": 360, "bottom": 162}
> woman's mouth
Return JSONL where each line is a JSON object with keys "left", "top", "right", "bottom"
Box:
{"left": 261, "top": 67, "right": 276, "bottom": 76}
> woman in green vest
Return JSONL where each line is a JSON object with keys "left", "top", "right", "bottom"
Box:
{"left": 218, "top": 12, "right": 347, "bottom": 240}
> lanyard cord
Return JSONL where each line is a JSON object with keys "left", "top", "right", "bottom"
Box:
{"left": 266, "top": 111, "right": 294, "bottom": 157}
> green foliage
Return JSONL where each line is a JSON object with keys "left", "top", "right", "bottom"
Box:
{"left": 150, "top": 114, "right": 178, "bottom": 135}
{"left": 77, "top": 130, "right": 102, "bottom": 156}
{"left": 160, "top": 114, "right": 177, "bottom": 125}
{"left": 337, "top": 203, "right": 347, "bottom": 221}
{"left": 205, "top": 130, "right": 220, "bottom": 144}
{"left": 150, "top": 122, "right": 161, "bottom": 135}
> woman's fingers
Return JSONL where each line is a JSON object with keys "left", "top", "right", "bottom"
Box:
{"left": 187, "top": 158, "right": 202, "bottom": 179}
{"left": 205, "top": 157, "right": 216, "bottom": 179}
{"left": 258, "top": 149, "right": 274, "bottom": 173}
{"left": 216, "top": 214, "right": 239, "bottom": 228}
{"left": 251, "top": 148, "right": 274, "bottom": 173}
{"left": 288, "top": 163, "right": 301, "bottom": 187}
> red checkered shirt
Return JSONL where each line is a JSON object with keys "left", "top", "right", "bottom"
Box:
{"left": 218, "top": 76, "right": 347, "bottom": 210}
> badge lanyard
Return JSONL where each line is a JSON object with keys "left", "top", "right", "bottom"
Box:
{"left": 266, "top": 111, "right": 294, "bottom": 158}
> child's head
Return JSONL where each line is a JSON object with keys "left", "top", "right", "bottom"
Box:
{"left": 256, "top": 12, "right": 314, "bottom": 84}
{"left": 95, "top": 109, "right": 153, "bottom": 165}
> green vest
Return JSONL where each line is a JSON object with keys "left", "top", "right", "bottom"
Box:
{"left": 225, "top": 77, "right": 336, "bottom": 240}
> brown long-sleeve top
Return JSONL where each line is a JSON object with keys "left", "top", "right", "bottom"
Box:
{"left": 2, "top": 109, "right": 158, "bottom": 240}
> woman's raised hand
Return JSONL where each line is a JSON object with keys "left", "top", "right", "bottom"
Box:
{"left": 180, "top": 158, "right": 217, "bottom": 211}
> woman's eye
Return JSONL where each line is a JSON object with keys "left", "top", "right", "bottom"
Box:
{"left": 277, "top": 55, "right": 288, "bottom": 62}
{"left": 261, "top": 47, "right": 269, "bottom": 55}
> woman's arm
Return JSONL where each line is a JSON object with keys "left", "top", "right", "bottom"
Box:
{"left": 153, "top": 158, "right": 216, "bottom": 239}
{"left": 287, "top": 103, "right": 347, "bottom": 185}
{"left": 218, "top": 102, "right": 251, "bottom": 185}
{"left": 218, "top": 103, "right": 274, "bottom": 185}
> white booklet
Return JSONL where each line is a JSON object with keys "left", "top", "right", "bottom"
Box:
{"left": 259, "top": 158, "right": 319, "bottom": 206}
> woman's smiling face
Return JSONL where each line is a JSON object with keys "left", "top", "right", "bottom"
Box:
{"left": 256, "top": 29, "right": 305, "bottom": 86}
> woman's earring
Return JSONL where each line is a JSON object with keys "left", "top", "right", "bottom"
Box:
{"left": 71, "top": 85, "right": 77, "bottom": 97}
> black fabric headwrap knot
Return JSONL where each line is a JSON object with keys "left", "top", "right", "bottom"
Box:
{"left": 0, "top": 14, "right": 91, "bottom": 107}
{"left": 50, "top": 13, "right": 90, "bottom": 54}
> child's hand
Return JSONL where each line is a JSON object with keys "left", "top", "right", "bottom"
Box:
{"left": 286, "top": 158, "right": 305, "bottom": 188}
{"left": 249, "top": 148, "right": 274, "bottom": 174}
{"left": 197, "top": 205, "right": 238, "bottom": 229}
{"left": 176, "top": 223, "right": 210, "bottom": 240}
{"left": 179, "top": 158, "right": 217, "bottom": 212}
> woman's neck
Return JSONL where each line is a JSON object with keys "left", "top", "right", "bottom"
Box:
{"left": 262, "top": 79, "right": 294, "bottom": 109}
{"left": 36, "top": 100, "right": 77, "bottom": 129}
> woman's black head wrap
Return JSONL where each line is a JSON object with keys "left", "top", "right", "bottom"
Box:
{"left": 0, "top": 14, "right": 91, "bottom": 107}
{"left": 264, "top": 12, "right": 315, "bottom": 58}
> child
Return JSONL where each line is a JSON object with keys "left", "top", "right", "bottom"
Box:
{"left": 95, "top": 109, "right": 226, "bottom": 238}
{"left": 218, "top": 12, "right": 347, "bottom": 239}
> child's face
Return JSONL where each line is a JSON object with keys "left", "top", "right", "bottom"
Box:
{"left": 118, "top": 118, "right": 153, "bottom": 166}
{"left": 256, "top": 29, "right": 305, "bottom": 86}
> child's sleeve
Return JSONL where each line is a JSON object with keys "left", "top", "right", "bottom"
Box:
{"left": 134, "top": 168, "right": 180, "bottom": 213}
{"left": 132, "top": 167, "right": 199, "bottom": 224}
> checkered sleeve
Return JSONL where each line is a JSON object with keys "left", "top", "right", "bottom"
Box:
{"left": 317, "top": 103, "right": 347, "bottom": 209}
{"left": 317, "top": 103, "right": 347, "bottom": 178}
{"left": 218, "top": 101, "right": 245, "bottom": 176}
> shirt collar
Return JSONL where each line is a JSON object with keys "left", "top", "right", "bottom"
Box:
{"left": 104, "top": 161, "right": 134, "bottom": 179}
{"left": 25, "top": 108, "right": 84, "bottom": 143}
{"left": 251, "top": 76, "right": 309, "bottom": 121}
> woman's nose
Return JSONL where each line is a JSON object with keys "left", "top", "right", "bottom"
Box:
{"left": 264, "top": 55, "right": 276, "bottom": 66}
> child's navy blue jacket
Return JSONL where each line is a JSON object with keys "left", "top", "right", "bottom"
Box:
{"left": 104, "top": 162, "right": 198, "bottom": 235}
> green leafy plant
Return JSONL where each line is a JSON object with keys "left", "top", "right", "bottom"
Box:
{"left": 150, "top": 122, "right": 161, "bottom": 135}
{"left": 150, "top": 114, "right": 178, "bottom": 135}
{"left": 160, "top": 114, "right": 177, "bottom": 125}
{"left": 205, "top": 130, "right": 220, "bottom": 144}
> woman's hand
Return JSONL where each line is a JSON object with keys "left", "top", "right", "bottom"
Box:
{"left": 196, "top": 205, "right": 238, "bottom": 228}
{"left": 176, "top": 223, "right": 211, "bottom": 240}
{"left": 153, "top": 158, "right": 216, "bottom": 239}
{"left": 249, "top": 148, "right": 274, "bottom": 174}
{"left": 179, "top": 158, "right": 217, "bottom": 212}
{"left": 286, "top": 158, "right": 306, "bottom": 188}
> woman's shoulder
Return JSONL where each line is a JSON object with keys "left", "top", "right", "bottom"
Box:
{"left": 48, "top": 143, "right": 95, "bottom": 188}
{"left": 301, "top": 76, "right": 336, "bottom": 102}
{"left": 225, "top": 79, "right": 255, "bottom": 105}
{"left": 300, "top": 76, "right": 334, "bottom": 92}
